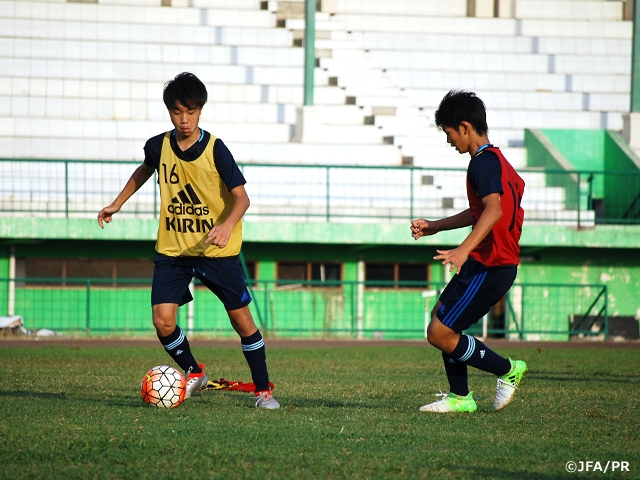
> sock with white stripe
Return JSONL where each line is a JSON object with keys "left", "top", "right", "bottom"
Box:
{"left": 241, "top": 330, "right": 270, "bottom": 392}
{"left": 157, "top": 325, "right": 200, "bottom": 374}
{"left": 450, "top": 334, "right": 511, "bottom": 376}
{"left": 442, "top": 352, "right": 469, "bottom": 396}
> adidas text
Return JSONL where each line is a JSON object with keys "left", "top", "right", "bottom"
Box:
{"left": 167, "top": 204, "right": 210, "bottom": 215}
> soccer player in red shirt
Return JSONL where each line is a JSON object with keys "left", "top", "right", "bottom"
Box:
{"left": 411, "top": 90, "right": 527, "bottom": 412}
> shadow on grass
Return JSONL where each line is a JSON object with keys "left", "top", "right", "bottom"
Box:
{"left": 0, "top": 390, "right": 68, "bottom": 400}
{"left": 468, "top": 466, "right": 564, "bottom": 479}
{"left": 527, "top": 371, "right": 640, "bottom": 384}
{"left": 281, "top": 397, "right": 380, "bottom": 409}
{"left": 202, "top": 389, "right": 380, "bottom": 409}
{"left": 0, "top": 389, "right": 147, "bottom": 408}
{"left": 0, "top": 387, "right": 374, "bottom": 410}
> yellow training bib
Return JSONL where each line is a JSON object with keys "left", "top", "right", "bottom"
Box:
{"left": 155, "top": 133, "right": 242, "bottom": 257}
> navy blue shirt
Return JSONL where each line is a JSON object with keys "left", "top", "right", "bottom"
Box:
{"left": 467, "top": 149, "right": 503, "bottom": 200}
{"left": 143, "top": 130, "right": 246, "bottom": 191}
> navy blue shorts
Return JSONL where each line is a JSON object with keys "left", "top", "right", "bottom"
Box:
{"left": 151, "top": 254, "right": 252, "bottom": 311}
{"left": 436, "top": 260, "right": 517, "bottom": 333}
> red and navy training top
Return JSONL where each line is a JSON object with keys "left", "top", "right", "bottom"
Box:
{"left": 466, "top": 145, "right": 525, "bottom": 267}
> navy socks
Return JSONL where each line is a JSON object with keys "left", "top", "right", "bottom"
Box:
{"left": 157, "top": 325, "right": 200, "bottom": 374}
{"left": 241, "top": 330, "right": 270, "bottom": 392}
{"left": 442, "top": 334, "right": 511, "bottom": 395}
{"left": 442, "top": 352, "right": 469, "bottom": 396}
{"left": 159, "top": 326, "right": 270, "bottom": 391}
{"left": 450, "top": 334, "right": 511, "bottom": 376}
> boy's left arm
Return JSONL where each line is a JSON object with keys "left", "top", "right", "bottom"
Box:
{"left": 205, "top": 185, "right": 250, "bottom": 247}
{"left": 434, "top": 193, "right": 502, "bottom": 272}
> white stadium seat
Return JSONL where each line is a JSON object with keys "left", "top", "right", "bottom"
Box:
{"left": 0, "top": 0, "right": 631, "bottom": 224}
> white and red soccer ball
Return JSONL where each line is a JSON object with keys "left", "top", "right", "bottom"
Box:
{"left": 141, "top": 365, "right": 186, "bottom": 408}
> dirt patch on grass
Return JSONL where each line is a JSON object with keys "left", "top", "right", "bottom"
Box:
{"left": 1, "top": 337, "right": 638, "bottom": 349}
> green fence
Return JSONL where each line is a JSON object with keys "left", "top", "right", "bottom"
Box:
{"left": 0, "top": 278, "right": 608, "bottom": 341}
{"left": 1, "top": 159, "right": 639, "bottom": 226}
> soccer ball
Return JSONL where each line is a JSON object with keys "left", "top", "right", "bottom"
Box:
{"left": 141, "top": 365, "right": 186, "bottom": 408}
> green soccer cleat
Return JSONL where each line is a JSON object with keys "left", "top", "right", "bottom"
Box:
{"left": 494, "top": 358, "right": 527, "bottom": 411}
{"left": 419, "top": 392, "right": 477, "bottom": 413}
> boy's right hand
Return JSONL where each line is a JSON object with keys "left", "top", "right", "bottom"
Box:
{"left": 411, "top": 218, "right": 436, "bottom": 239}
{"left": 97, "top": 204, "right": 120, "bottom": 229}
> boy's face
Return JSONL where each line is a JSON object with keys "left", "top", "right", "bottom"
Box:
{"left": 443, "top": 125, "right": 470, "bottom": 154}
{"left": 168, "top": 102, "right": 202, "bottom": 140}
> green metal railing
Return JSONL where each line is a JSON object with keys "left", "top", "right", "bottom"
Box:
{"left": 0, "top": 158, "right": 639, "bottom": 225}
{"left": 0, "top": 278, "right": 608, "bottom": 341}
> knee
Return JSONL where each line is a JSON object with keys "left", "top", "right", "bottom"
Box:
{"left": 426, "top": 326, "right": 443, "bottom": 349}
{"left": 153, "top": 318, "right": 175, "bottom": 337}
{"left": 429, "top": 332, "right": 457, "bottom": 354}
{"left": 152, "top": 315, "right": 172, "bottom": 329}
{"left": 152, "top": 307, "right": 177, "bottom": 336}
{"left": 427, "top": 318, "right": 458, "bottom": 353}
{"left": 228, "top": 307, "right": 257, "bottom": 337}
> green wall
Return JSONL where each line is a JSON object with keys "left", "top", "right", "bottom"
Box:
{"left": 15, "top": 240, "right": 154, "bottom": 260}
{"left": 603, "top": 132, "right": 640, "bottom": 220}
{"left": 524, "top": 129, "right": 582, "bottom": 210}
{"left": 10, "top": 287, "right": 151, "bottom": 332}
{"left": 516, "top": 247, "right": 640, "bottom": 318}
{"left": 2, "top": 238, "right": 638, "bottom": 339}
{"left": 541, "top": 129, "right": 605, "bottom": 202}
{"left": 1, "top": 217, "right": 638, "bottom": 339}
{"left": 541, "top": 129, "right": 605, "bottom": 171}
{"left": 525, "top": 129, "right": 640, "bottom": 221}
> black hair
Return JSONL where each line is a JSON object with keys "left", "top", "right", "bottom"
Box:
{"left": 434, "top": 90, "right": 488, "bottom": 135}
{"left": 163, "top": 72, "right": 208, "bottom": 110}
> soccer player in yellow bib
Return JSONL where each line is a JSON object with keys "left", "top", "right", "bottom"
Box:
{"left": 98, "top": 72, "right": 279, "bottom": 409}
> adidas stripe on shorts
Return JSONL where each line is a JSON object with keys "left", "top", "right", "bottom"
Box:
{"left": 435, "top": 259, "right": 517, "bottom": 333}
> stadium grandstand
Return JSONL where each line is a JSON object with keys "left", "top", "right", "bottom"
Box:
{"left": 0, "top": 0, "right": 638, "bottom": 341}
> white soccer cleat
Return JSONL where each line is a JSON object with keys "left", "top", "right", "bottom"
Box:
{"left": 185, "top": 363, "right": 208, "bottom": 399}
{"left": 494, "top": 359, "right": 527, "bottom": 411}
{"left": 255, "top": 390, "right": 280, "bottom": 409}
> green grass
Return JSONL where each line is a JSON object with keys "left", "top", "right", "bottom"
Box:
{"left": 1, "top": 344, "right": 639, "bottom": 479}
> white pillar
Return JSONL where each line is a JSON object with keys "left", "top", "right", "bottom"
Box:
{"left": 495, "top": 0, "right": 515, "bottom": 18}
{"left": 467, "top": 0, "right": 494, "bottom": 17}
{"left": 622, "top": 113, "right": 640, "bottom": 150}
{"left": 187, "top": 280, "right": 195, "bottom": 335}
{"left": 356, "top": 260, "right": 365, "bottom": 339}
{"left": 8, "top": 246, "right": 15, "bottom": 316}
{"left": 422, "top": 290, "right": 437, "bottom": 339}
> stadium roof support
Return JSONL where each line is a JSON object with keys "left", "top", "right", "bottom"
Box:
{"left": 623, "top": 0, "right": 640, "bottom": 148}
{"left": 631, "top": 0, "right": 640, "bottom": 112}
{"left": 304, "top": 0, "right": 317, "bottom": 105}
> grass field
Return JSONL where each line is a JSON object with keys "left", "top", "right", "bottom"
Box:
{"left": 1, "top": 341, "right": 638, "bottom": 479}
